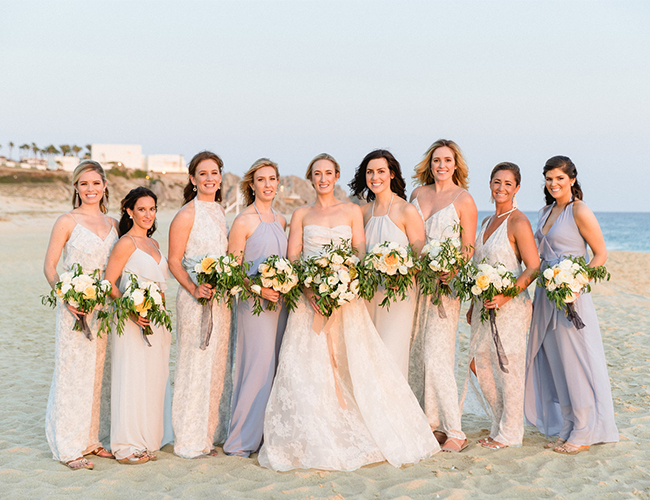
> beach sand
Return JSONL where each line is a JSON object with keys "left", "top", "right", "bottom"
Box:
{"left": 1, "top": 204, "right": 649, "bottom": 499}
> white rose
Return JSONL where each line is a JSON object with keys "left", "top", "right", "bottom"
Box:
{"left": 350, "top": 279, "right": 359, "bottom": 295}
{"left": 304, "top": 276, "right": 313, "bottom": 286}
{"left": 61, "top": 283, "right": 72, "bottom": 295}
{"left": 569, "top": 280, "right": 583, "bottom": 294}
{"left": 559, "top": 259, "right": 573, "bottom": 271}
{"left": 398, "top": 265, "right": 408, "bottom": 275}
{"left": 251, "top": 284, "right": 262, "bottom": 295}
{"left": 100, "top": 280, "right": 112, "bottom": 292}
{"left": 543, "top": 268, "right": 555, "bottom": 280}
{"left": 150, "top": 290, "right": 163, "bottom": 306}
{"left": 68, "top": 298, "right": 79, "bottom": 308}
{"left": 338, "top": 269, "right": 351, "bottom": 283}
{"left": 547, "top": 282, "right": 557, "bottom": 292}
{"left": 194, "top": 263, "right": 203, "bottom": 273}
{"left": 60, "top": 271, "right": 74, "bottom": 284}
{"left": 230, "top": 286, "right": 243, "bottom": 295}
{"left": 471, "top": 285, "right": 482, "bottom": 296}
{"left": 131, "top": 289, "right": 145, "bottom": 306}
{"left": 557, "top": 270, "right": 573, "bottom": 285}
{"left": 276, "top": 259, "right": 290, "bottom": 273}
{"left": 331, "top": 254, "right": 344, "bottom": 265}
{"left": 318, "top": 283, "right": 329, "bottom": 294}
{"left": 564, "top": 292, "right": 579, "bottom": 303}
{"left": 327, "top": 276, "right": 339, "bottom": 287}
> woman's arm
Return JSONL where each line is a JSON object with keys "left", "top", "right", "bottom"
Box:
{"left": 104, "top": 237, "right": 136, "bottom": 300}
{"left": 402, "top": 203, "right": 426, "bottom": 255}
{"left": 573, "top": 201, "right": 607, "bottom": 268}
{"left": 43, "top": 214, "right": 74, "bottom": 288}
{"left": 457, "top": 191, "right": 478, "bottom": 260}
{"left": 287, "top": 207, "right": 305, "bottom": 263}
{"left": 349, "top": 204, "right": 366, "bottom": 259}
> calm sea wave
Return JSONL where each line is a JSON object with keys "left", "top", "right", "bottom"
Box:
{"left": 477, "top": 211, "right": 650, "bottom": 254}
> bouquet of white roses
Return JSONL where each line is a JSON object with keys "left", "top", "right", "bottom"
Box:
{"left": 99, "top": 273, "right": 172, "bottom": 347}
{"left": 193, "top": 254, "right": 251, "bottom": 306}
{"left": 249, "top": 255, "right": 301, "bottom": 315}
{"left": 358, "top": 241, "right": 417, "bottom": 310}
{"left": 42, "top": 263, "right": 112, "bottom": 340}
{"left": 537, "top": 255, "right": 610, "bottom": 329}
{"left": 457, "top": 260, "right": 520, "bottom": 373}
{"left": 302, "top": 239, "right": 361, "bottom": 317}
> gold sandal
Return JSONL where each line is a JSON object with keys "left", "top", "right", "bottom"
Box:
{"left": 63, "top": 458, "right": 94, "bottom": 470}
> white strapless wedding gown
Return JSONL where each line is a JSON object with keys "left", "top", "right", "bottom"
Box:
{"left": 258, "top": 225, "right": 439, "bottom": 471}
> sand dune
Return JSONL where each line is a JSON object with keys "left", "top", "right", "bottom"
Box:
{"left": 1, "top": 209, "right": 649, "bottom": 499}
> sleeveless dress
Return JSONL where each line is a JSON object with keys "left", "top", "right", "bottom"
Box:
{"left": 110, "top": 242, "right": 173, "bottom": 460}
{"left": 460, "top": 214, "right": 532, "bottom": 446}
{"left": 45, "top": 215, "right": 117, "bottom": 463}
{"left": 224, "top": 206, "right": 288, "bottom": 457}
{"left": 364, "top": 196, "right": 416, "bottom": 379}
{"left": 258, "top": 225, "right": 439, "bottom": 471}
{"left": 410, "top": 196, "right": 465, "bottom": 441}
{"left": 172, "top": 200, "right": 234, "bottom": 458}
{"left": 524, "top": 203, "right": 618, "bottom": 446}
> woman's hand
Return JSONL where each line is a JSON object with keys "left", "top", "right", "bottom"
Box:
{"left": 131, "top": 313, "right": 151, "bottom": 328}
{"left": 192, "top": 283, "right": 214, "bottom": 302}
{"left": 303, "top": 288, "right": 323, "bottom": 315}
{"left": 440, "top": 270, "right": 459, "bottom": 285}
{"left": 65, "top": 302, "right": 82, "bottom": 320}
{"left": 260, "top": 287, "right": 280, "bottom": 303}
{"left": 484, "top": 294, "right": 511, "bottom": 310}
{"left": 466, "top": 303, "right": 473, "bottom": 325}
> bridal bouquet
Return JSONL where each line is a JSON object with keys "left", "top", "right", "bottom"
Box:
{"left": 41, "top": 263, "right": 112, "bottom": 340}
{"left": 302, "top": 239, "right": 360, "bottom": 317}
{"left": 358, "top": 241, "right": 417, "bottom": 310}
{"left": 99, "top": 273, "right": 172, "bottom": 347}
{"left": 193, "top": 254, "right": 251, "bottom": 307}
{"left": 457, "top": 260, "right": 520, "bottom": 373}
{"left": 537, "top": 256, "right": 610, "bottom": 329}
{"left": 249, "top": 255, "right": 301, "bottom": 315}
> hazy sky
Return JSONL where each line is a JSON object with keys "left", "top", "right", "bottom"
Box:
{"left": 2, "top": 1, "right": 649, "bottom": 211}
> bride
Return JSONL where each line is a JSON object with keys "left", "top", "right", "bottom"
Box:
{"left": 258, "top": 153, "right": 439, "bottom": 471}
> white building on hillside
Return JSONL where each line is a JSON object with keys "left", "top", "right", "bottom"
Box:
{"left": 92, "top": 144, "right": 145, "bottom": 171}
{"left": 146, "top": 154, "right": 187, "bottom": 173}
{"left": 48, "top": 156, "right": 79, "bottom": 172}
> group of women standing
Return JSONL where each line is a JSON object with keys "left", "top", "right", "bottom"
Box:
{"left": 43, "top": 139, "right": 618, "bottom": 472}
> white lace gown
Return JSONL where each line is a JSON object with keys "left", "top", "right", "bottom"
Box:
{"left": 364, "top": 198, "right": 416, "bottom": 379}
{"left": 460, "top": 215, "right": 532, "bottom": 446}
{"left": 172, "top": 200, "right": 233, "bottom": 458}
{"left": 258, "top": 225, "right": 439, "bottom": 471}
{"left": 45, "top": 221, "right": 117, "bottom": 463}
{"left": 110, "top": 246, "right": 173, "bottom": 460}
{"left": 410, "top": 198, "right": 465, "bottom": 441}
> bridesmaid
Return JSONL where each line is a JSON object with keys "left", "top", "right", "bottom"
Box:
{"left": 44, "top": 160, "right": 118, "bottom": 470}
{"left": 409, "top": 139, "right": 477, "bottom": 453}
{"left": 105, "top": 187, "right": 173, "bottom": 464}
{"left": 524, "top": 156, "right": 619, "bottom": 454}
{"left": 223, "top": 158, "right": 288, "bottom": 457}
{"left": 461, "top": 162, "right": 539, "bottom": 450}
{"left": 348, "top": 150, "right": 425, "bottom": 379}
{"left": 168, "top": 151, "right": 232, "bottom": 458}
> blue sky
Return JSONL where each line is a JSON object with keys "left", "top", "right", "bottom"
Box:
{"left": 1, "top": 1, "right": 649, "bottom": 211}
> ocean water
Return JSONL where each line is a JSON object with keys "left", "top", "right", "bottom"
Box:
{"left": 476, "top": 211, "right": 650, "bottom": 253}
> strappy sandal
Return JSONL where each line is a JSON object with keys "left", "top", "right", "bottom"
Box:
{"left": 441, "top": 437, "right": 469, "bottom": 453}
{"left": 85, "top": 446, "right": 114, "bottom": 459}
{"left": 544, "top": 437, "right": 567, "bottom": 449}
{"left": 480, "top": 438, "right": 508, "bottom": 450}
{"left": 143, "top": 450, "right": 157, "bottom": 461}
{"left": 63, "top": 457, "right": 94, "bottom": 470}
{"left": 433, "top": 431, "right": 447, "bottom": 445}
{"left": 554, "top": 442, "right": 590, "bottom": 455}
{"left": 117, "top": 452, "right": 149, "bottom": 465}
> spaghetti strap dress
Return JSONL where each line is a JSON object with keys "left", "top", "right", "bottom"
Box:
{"left": 524, "top": 203, "right": 618, "bottom": 446}
{"left": 364, "top": 195, "right": 416, "bottom": 379}
{"left": 224, "top": 206, "right": 288, "bottom": 457}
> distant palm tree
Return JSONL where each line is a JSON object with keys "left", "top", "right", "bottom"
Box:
{"left": 85, "top": 144, "right": 92, "bottom": 160}
{"left": 72, "top": 145, "right": 82, "bottom": 157}
{"left": 20, "top": 144, "right": 30, "bottom": 158}
{"left": 8, "top": 142, "right": 14, "bottom": 160}
{"left": 59, "top": 144, "right": 71, "bottom": 156}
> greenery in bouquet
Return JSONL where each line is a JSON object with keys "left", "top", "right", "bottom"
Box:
{"left": 193, "top": 253, "right": 251, "bottom": 308}
{"left": 249, "top": 255, "right": 301, "bottom": 315}
{"left": 417, "top": 235, "right": 466, "bottom": 305}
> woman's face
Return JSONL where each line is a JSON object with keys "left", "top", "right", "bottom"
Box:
{"left": 430, "top": 146, "right": 456, "bottom": 183}
{"left": 366, "top": 158, "right": 394, "bottom": 197}
{"left": 251, "top": 166, "right": 279, "bottom": 203}
{"left": 490, "top": 169, "right": 520, "bottom": 206}
{"left": 192, "top": 159, "right": 222, "bottom": 197}
{"left": 311, "top": 159, "right": 339, "bottom": 195}
{"left": 545, "top": 168, "right": 573, "bottom": 201}
{"left": 76, "top": 171, "right": 106, "bottom": 206}
{"left": 127, "top": 196, "right": 157, "bottom": 231}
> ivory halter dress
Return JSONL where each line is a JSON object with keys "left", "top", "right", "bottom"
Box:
{"left": 410, "top": 195, "right": 466, "bottom": 441}
{"left": 364, "top": 196, "right": 416, "bottom": 379}
{"left": 110, "top": 239, "right": 173, "bottom": 460}
{"left": 258, "top": 225, "right": 439, "bottom": 471}
{"left": 46, "top": 215, "right": 117, "bottom": 463}
{"left": 224, "top": 206, "right": 288, "bottom": 457}
{"left": 172, "top": 200, "right": 233, "bottom": 458}
{"left": 460, "top": 214, "right": 532, "bottom": 446}
{"left": 524, "top": 203, "right": 618, "bottom": 446}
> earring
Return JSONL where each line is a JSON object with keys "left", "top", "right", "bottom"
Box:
{"left": 512, "top": 194, "right": 518, "bottom": 209}
{"left": 193, "top": 185, "right": 197, "bottom": 192}
{"left": 129, "top": 215, "right": 133, "bottom": 219}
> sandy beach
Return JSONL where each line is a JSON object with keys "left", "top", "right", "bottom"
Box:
{"left": 1, "top": 203, "right": 649, "bottom": 499}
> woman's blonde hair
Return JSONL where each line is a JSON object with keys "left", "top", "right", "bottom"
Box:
{"left": 239, "top": 158, "right": 280, "bottom": 206}
{"left": 305, "top": 153, "right": 340, "bottom": 181}
{"left": 71, "top": 160, "right": 109, "bottom": 213}
{"left": 413, "top": 139, "right": 469, "bottom": 189}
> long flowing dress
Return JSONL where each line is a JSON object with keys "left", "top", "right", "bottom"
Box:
{"left": 110, "top": 243, "right": 173, "bottom": 460}
{"left": 258, "top": 224, "right": 439, "bottom": 471}
{"left": 410, "top": 196, "right": 465, "bottom": 441}
{"left": 524, "top": 203, "right": 618, "bottom": 446}
{"left": 46, "top": 216, "right": 117, "bottom": 463}
{"left": 460, "top": 214, "right": 532, "bottom": 446}
{"left": 224, "top": 207, "right": 288, "bottom": 457}
{"left": 172, "top": 200, "right": 233, "bottom": 458}
{"left": 364, "top": 196, "right": 416, "bottom": 379}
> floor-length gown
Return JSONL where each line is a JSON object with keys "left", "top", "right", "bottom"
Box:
{"left": 410, "top": 195, "right": 466, "bottom": 441}
{"left": 110, "top": 242, "right": 173, "bottom": 460}
{"left": 46, "top": 216, "right": 117, "bottom": 463}
{"left": 460, "top": 215, "right": 532, "bottom": 446}
{"left": 258, "top": 224, "right": 439, "bottom": 471}
{"left": 173, "top": 200, "right": 234, "bottom": 458}
{"left": 524, "top": 203, "right": 618, "bottom": 446}
{"left": 224, "top": 206, "right": 288, "bottom": 457}
{"left": 364, "top": 196, "right": 416, "bottom": 379}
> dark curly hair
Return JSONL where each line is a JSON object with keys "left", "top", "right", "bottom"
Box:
{"left": 543, "top": 155, "right": 583, "bottom": 206}
{"left": 183, "top": 151, "right": 223, "bottom": 205}
{"left": 348, "top": 149, "right": 407, "bottom": 202}
{"left": 119, "top": 186, "right": 158, "bottom": 237}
